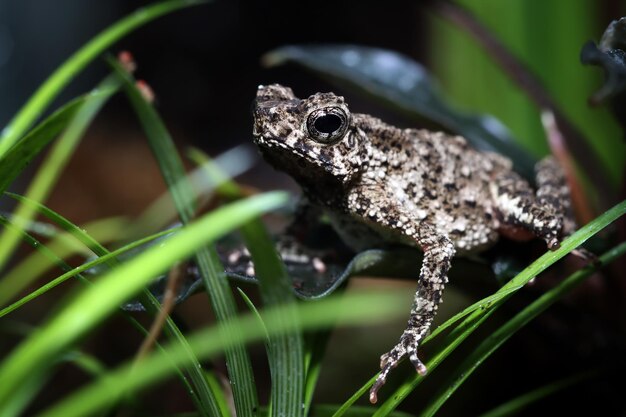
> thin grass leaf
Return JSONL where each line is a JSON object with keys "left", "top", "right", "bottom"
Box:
{"left": 0, "top": 0, "right": 208, "bottom": 157}
{"left": 0, "top": 89, "right": 115, "bottom": 196}
{"left": 303, "top": 330, "right": 332, "bottom": 416}
{"left": 0, "top": 227, "right": 176, "bottom": 318}
{"left": 372, "top": 199, "right": 626, "bottom": 415}
{"left": 423, "top": 285, "right": 522, "bottom": 344}
{"left": 0, "top": 215, "right": 76, "bottom": 281}
{"left": 331, "top": 375, "right": 379, "bottom": 417}
{"left": 204, "top": 371, "right": 234, "bottom": 417}
{"left": 131, "top": 145, "right": 257, "bottom": 235}
{"left": 0, "top": 74, "right": 120, "bottom": 275}
{"left": 0, "top": 217, "right": 130, "bottom": 307}
{"left": 420, "top": 242, "right": 626, "bottom": 417}
{"left": 109, "top": 56, "right": 259, "bottom": 417}
{"left": 34, "top": 289, "right": 410, "bottom": 417}
{"left": 0, "top": 191, "right": 287, "bottom": 405}
{"left": 241, "top": 221, "right": 305, "bottom": 417}
{"left": 476, "top": 371, "right": 597, "bottom": 417}
{"left": 237, "top": 288, "right": 270, "bottom": 344}
{"left": 60, "top": 351, "right": 108, "bottom": 379}
{"left": 6, "top": 191, "right": 247, "bottom": 416}
{"left": 192, "top": 146, "right": 305, "bottom": 417}
{"left": 5, "top": 191, "right": 122, "bottom": 266}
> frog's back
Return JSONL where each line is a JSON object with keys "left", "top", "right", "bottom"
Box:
{"left": 350, "top": 117, "right": 512, "bottom": 253}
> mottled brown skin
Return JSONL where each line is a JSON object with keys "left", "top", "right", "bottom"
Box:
{"left": 252, "top": 84, "right": 573, "bottom": 403}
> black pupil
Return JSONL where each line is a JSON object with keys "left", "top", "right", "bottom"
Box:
{"left": 314, "top": 114, "right": 342, "bottom": 134}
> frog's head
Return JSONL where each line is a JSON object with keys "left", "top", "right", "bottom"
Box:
{"left": 252, "top": 84, "right": 367, "bottom": 188}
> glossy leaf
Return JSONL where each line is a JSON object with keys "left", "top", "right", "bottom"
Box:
{"left": 264, "top": 44, "right": 536, "bottom": 179}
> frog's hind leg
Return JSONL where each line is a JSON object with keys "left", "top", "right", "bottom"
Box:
{"left": 369, "top": 225, "right": 454, "bottom": 403}
{"left": 492, "top": 156, "right": 573, "bottom": 250}
{"left": 535, "top": 157, "right": 576, "bottom": 236}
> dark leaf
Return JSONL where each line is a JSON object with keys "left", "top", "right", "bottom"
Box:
{"left": 263, "top": 44, "right": 536, "bottom": 179}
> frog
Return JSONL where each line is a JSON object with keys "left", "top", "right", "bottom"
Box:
{"left": 251, "top": 84, "right": 575, "bottom": 404}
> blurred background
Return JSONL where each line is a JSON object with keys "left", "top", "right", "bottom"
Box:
{"left": 0, "top": 0, "right": 624, "bottom": 415}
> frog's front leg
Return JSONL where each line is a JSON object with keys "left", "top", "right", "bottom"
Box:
{"left": 369, "top": 222, "right": 454, "bottom": 403}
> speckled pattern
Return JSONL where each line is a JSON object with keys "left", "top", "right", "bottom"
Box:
{"left": 252, "top": 84, "right": 573, "bottom": 403}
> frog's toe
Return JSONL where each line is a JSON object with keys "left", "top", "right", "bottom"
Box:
{"left": 408, "top": 346, "right": 427, "bottom": 376}
{"left": 370, "top": 343, "right": 405, "bottom": 404}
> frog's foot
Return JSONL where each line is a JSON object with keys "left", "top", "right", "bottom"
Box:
{"left": 369, "top": 334, "right": 427, "bottom": 404}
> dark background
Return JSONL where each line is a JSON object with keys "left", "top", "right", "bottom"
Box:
{"left": 0, "top": 1, "right": 624, "bottom": 415}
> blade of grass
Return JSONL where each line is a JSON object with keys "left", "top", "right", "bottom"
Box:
{"left": 5, "top": 192, "right": 121, "bottom": 267}
{"left": 0, "top": 74, "right": 121, "bottom": 276}
{"left": 241, "top": 220, "right": 305, "bottom": 417}
{"left": 423, "top": 285, "right": 522, "bottom": 343}
{"left": 2, "top": 193, "right": 238, "bottom": 417}
{"left": 0, "top": 215, "right": 81, "bottom": 281}
{"left": 0, "top": 191, "right": 287, "bottom": 404}
{"left": 0, "top": 0, "right": 208, "bottom": 157}
{"left": 0, "top": 89, "right": 115, "bottom": 196}
{"left": 237, "top": 288, "right": 270, "bottom": 344}
{"left": 0, "top": 216, "right": 130, "bottom": 307}
{"left": 110, "top": 57, "right": 260, "bottom": 416}
{"left": 303, "top": 330, "right": 332, "bottom": 416}
{"left": 192, "top": 146, "right": 305, "bottom": 417}
{"left": 131, "top": 145, "right": 256, "bottom": 235}
{"left": 34, "top": 289, "right": 411, "bottom": 417}
{"left": 0, "top": 225, "right": 199, "bottom": 417}
{"left": 419, "top": 242, "right": 626, "bottom": 417}
{"left": 372, "top": 199, "right": 625, "bottom": 415}
{"left": 0, "top": 227, "right": 176, "bottom": 318}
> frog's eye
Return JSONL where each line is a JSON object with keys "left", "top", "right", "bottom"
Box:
{"left": 306, "top": 107, "right": 350, "bottom": 144}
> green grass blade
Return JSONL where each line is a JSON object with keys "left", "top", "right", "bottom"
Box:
{"left": 241, "top": 220, "right": 305, "bottom": 417}
{"left": 303, "top": 330, "right": 332, "bottom": 416}
{"left": 110, "top": 57, "right": 259, "bottom": 416}
{"left": 477, "top": 371, "right": 596, "bottom": 417}
{"left": 419, "top": 242, "right": 626, "bottom": 417}
{"left": 423, "top": 285, "right": 522, "bottom": 344}
{"left": 0, "top": 0, "right": 208, "bottom": 157}
{"left": 5, "top": 192, "right": 120, "bottom": 268}
{"left": 34, "top": 289, "right": 410, "bottom": 417}
{"left": 0, "top": 191, "right": 287, "bottom": 405}
{"left": 0, "top": 89, "right": 115, "bottom": 196}
{"left": 370, "top": 199, "right": 625, "bottom": 415}
{"left": 237, "top": 288, "right": 270, "bottom": 344}
{"left": 0, "top": 217, "right": 129, "bottom": 307}
{"left": 108, "top": 57, "right": 196, "bottom": 221}
{"left": 0, "top": 74, "right": 120, "bottom": 274}
{"left": 0, "top": 227, "right": 175, "bottom": 318}
{"left": 3, "top": 190, "right": 252, "bottom": 416}
{"left": 204, "top": 371, "right": 235, "bottom": 417}
{"left": 0, "top": 215, "right": 75, "bottom": 278}
{"left": 331, "top": 375, "right": 380, "bottom": 417}
{"left": 193, "top": 146, "right": 304, "bottom": 417}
